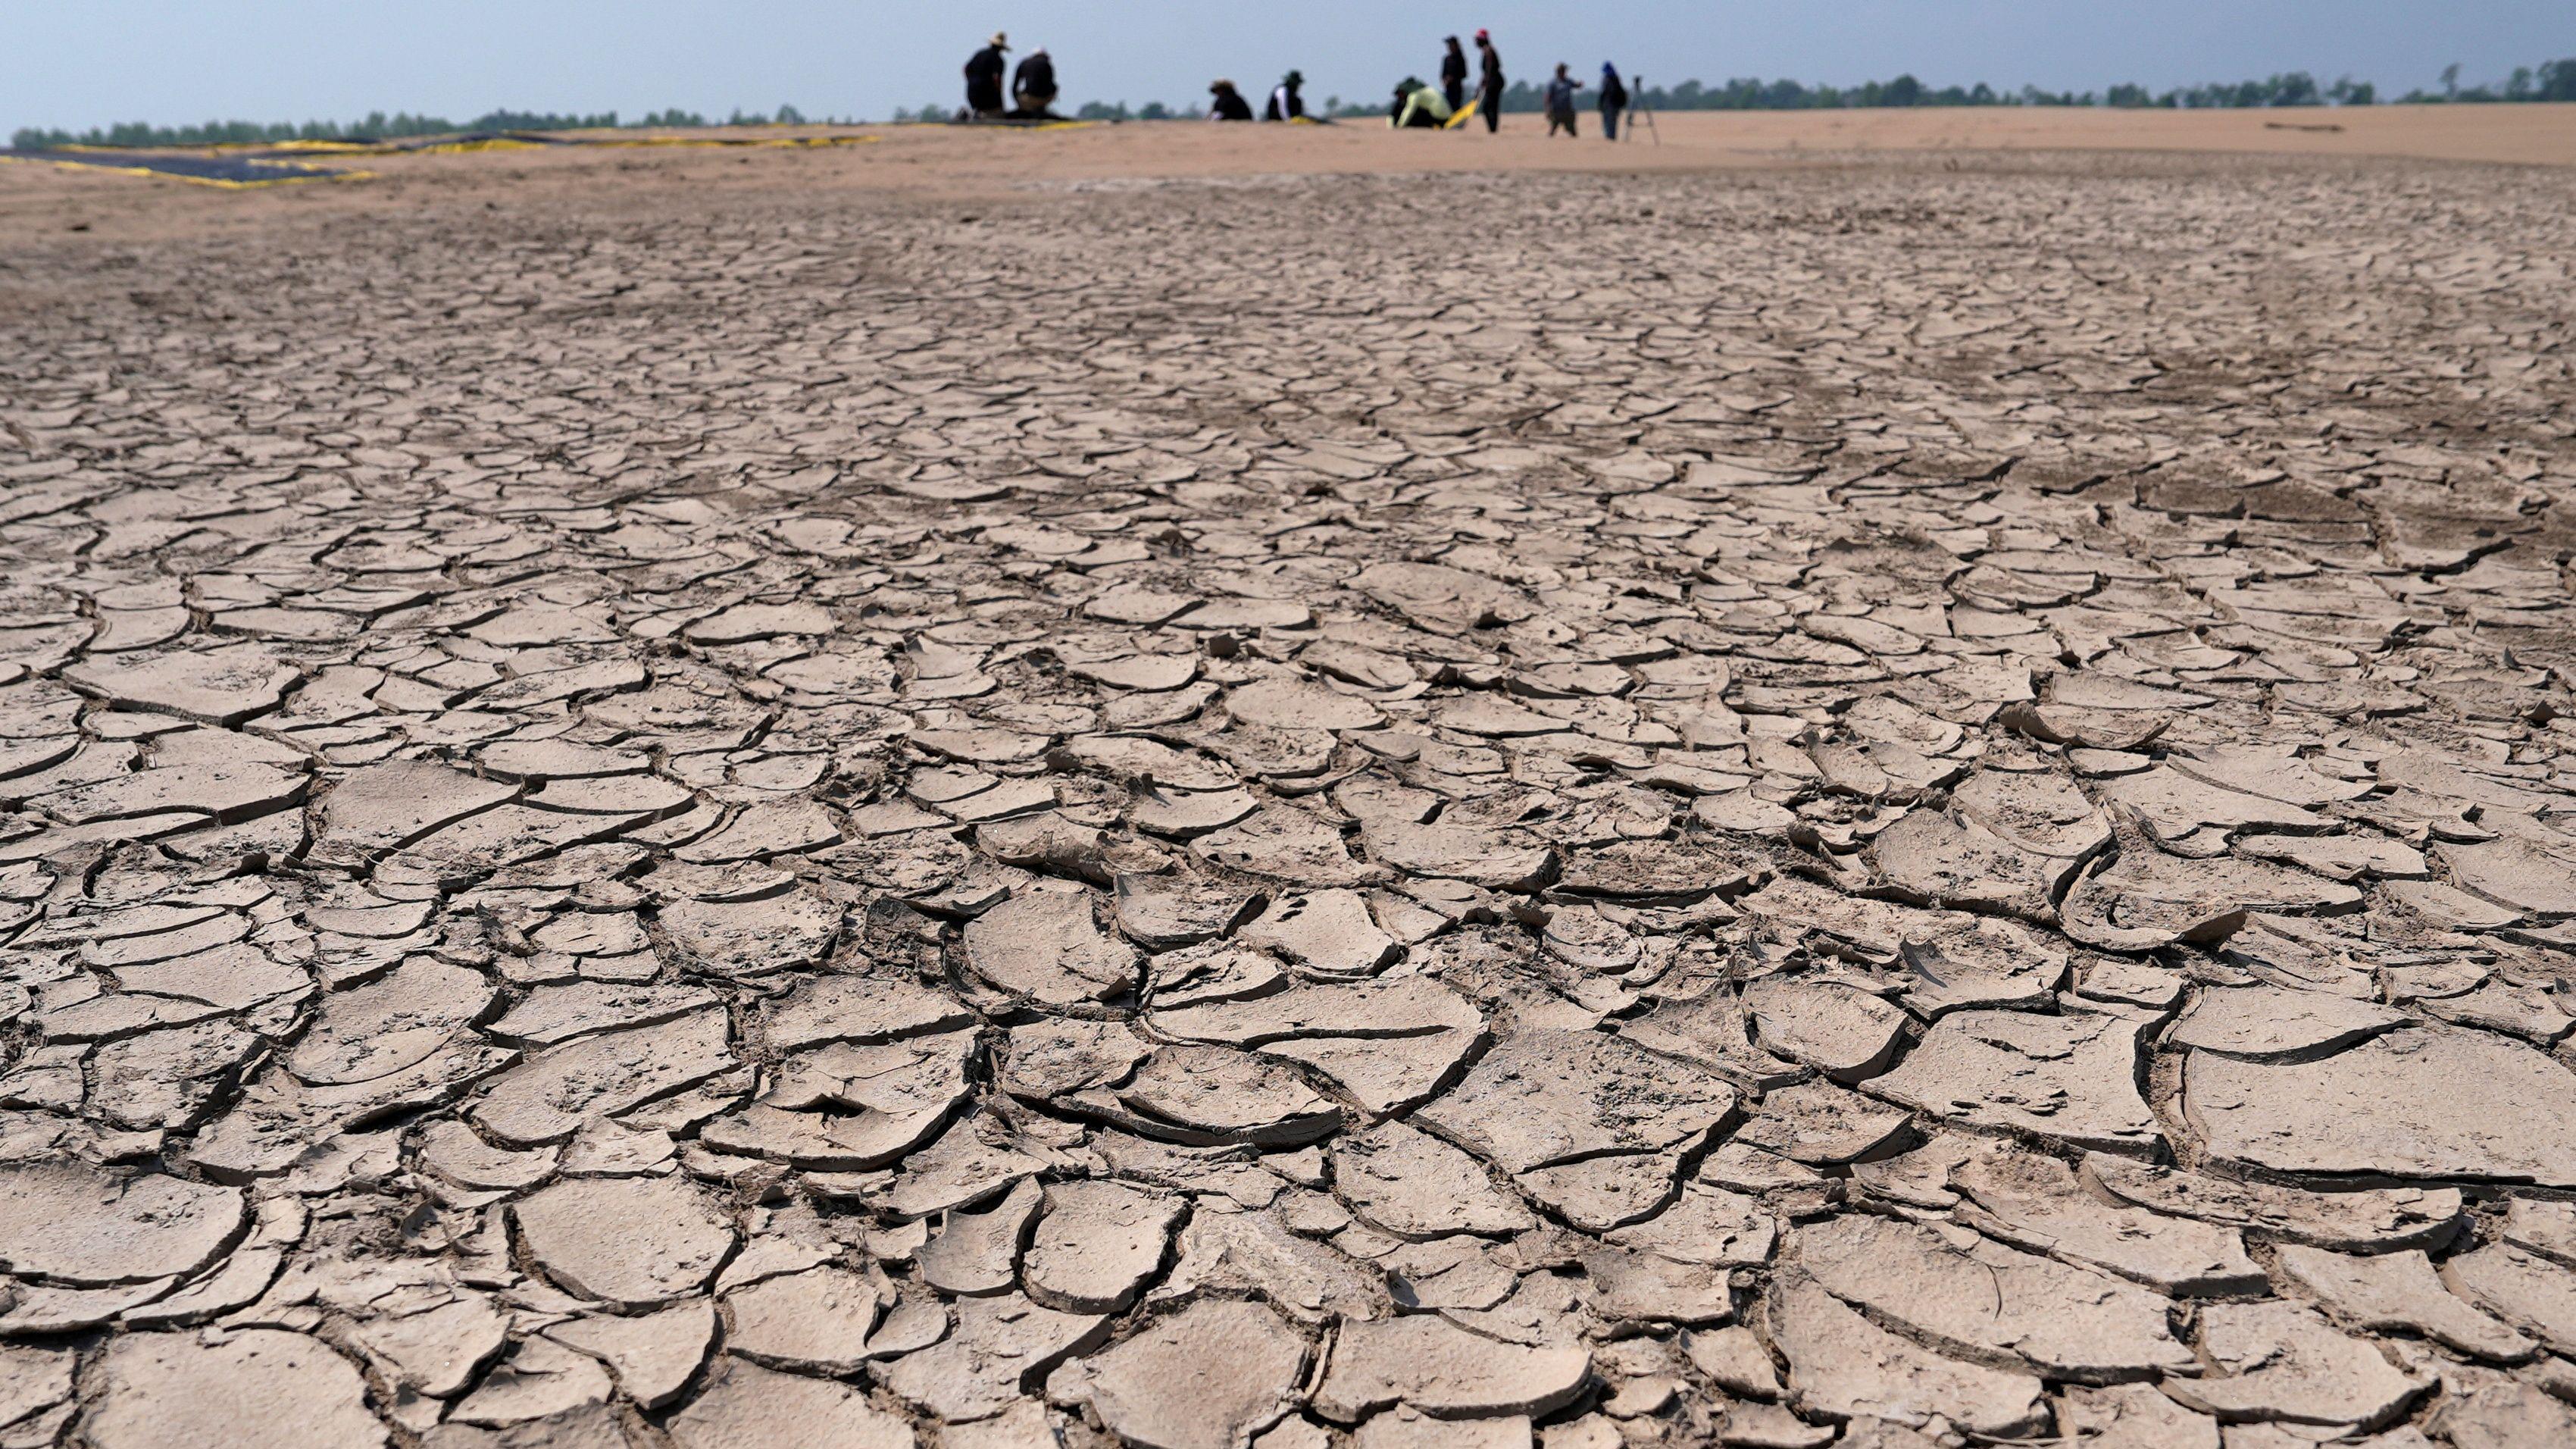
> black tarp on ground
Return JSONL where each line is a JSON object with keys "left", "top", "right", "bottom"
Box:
{"left": 0, "top": 130, "right": 881, "bottom": 189}
{"left": 0, "top": 147, "right": 358, "bottom": 187}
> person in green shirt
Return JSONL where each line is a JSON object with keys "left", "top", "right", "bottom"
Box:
{"left": 1390, "top": 77, "right": 1454, "bottom": 129}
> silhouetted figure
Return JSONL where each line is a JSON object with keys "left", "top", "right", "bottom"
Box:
{"left": 1546, "top": 62, "right": 1583, "bottom": 137}
{"left": 1440, "top": 36, "right": 1469, "bottom": 112}
{"left": 1391, "top": 76, "right": 1453, "bottom": 128}
{"left": 1266, "top": 70, "right": 1308, "bottom": 120}
{"left": 1474, "top": 30, "right": 1505, "bottom": 133}
{"left": 1012, "top": 48, "right": 1058, "bottom": 117}
{"left": 964, "top": 33, "right": 1009, "bottom": 119}
{"left": 1208, "top": 79, "right": 1255, "bottom": 120}
{"left": 1599, "top": 63, "right": 1628, "bottom": 140}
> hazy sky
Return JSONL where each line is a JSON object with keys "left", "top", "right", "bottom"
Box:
{"left": 8, "top": 2, "right": 2571, "bottom": 136}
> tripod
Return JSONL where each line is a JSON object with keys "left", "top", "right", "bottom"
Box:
{"left": 1629, "top": 74, "right": 1662, "bottom": 145}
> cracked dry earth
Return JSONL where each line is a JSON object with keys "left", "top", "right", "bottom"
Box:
{"left": 2, "top": 150, "right": 2576, "bottom": 1449}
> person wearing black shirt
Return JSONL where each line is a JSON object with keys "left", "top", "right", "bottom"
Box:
{"left": 1474, "top": 30, "right": 1505, "bottom": 133}
{"left": 1599, "top": 63, "right": 1629, "bottom": 141}
{"left": 964, "top": 33, "right": 1008, "bottom": 119}
{"left": 1012, "top": 49, "right": 1058, "bottom": 118}
{"left": 1208, "top": 79, "right": 1255, "bottom": 121}
{"left": 1440, "top": 36, "right": 1469, "bottom": 113}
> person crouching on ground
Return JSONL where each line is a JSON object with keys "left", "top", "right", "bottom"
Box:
{"left": 1011, "top": 47, "right": 1058, "bottom": 118}
{"left": 1208, "top": 79, "right": 1255, "bottom": 120}
{"left": 1599, "top": 63, "right": 1628, "bottom": 140}
{"left": 964, "top": 32, "right": 1009, "bottom": 119}
{"left": 1390, "top": 77, "right": 1453, "bottom": 129}
{"left": 1266, "top": 70, "right": 1308, "bottom": 120}
{"left": 1546, "top": 63, "right": 1583, "bottom": 136}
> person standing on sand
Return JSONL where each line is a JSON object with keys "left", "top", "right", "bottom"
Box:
{"left": 1474, "top": 30, "right": 1505, "bottom": 133}
{"left": 1545, "top": 63, "right": 1583, "bottom": 136}
{"left": 1440, "top": 36, "right": 1470, "bottom": 113}
{"left": 964, "top": 32, "right": 1008, "bottom": 119}
{"left": 1599, "top": 63, "right": 1628, "bottom": 141}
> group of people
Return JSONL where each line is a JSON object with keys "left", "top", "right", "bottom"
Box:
{"left": 964, "top": 30, "right": 1309, "bottom": 124}
{"left": 1393, "top": 31, "right": 1500, "bottom": 132}
{"left": 959, "top": 27, "right": 1637, "bottom": 137}
{"left": 1544, "top": 61, "right": 1634, "bottom": 139}
{"left": 962, "top": 32, "right": 1059, "bottom": 120}
{"left": 1206, "top": 74, "right": 1309, "bottom": 122}
{"left": 1394, "top": 32, "right": 1639, "bottom": 139}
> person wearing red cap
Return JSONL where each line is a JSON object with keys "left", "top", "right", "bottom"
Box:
{"left": 1474, "top": 30, "right": 1505, "bottom": 133}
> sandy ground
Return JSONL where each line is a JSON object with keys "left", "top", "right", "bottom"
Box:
{"left": 2, "top": 103, "right": 2576, "bottom": 1447}
{"left": 4, "top": 103, "right": 2573, "bottom": 243}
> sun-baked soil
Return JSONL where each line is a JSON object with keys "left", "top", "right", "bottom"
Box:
{"left": 2, "top": 103, "right": 2574, "bottom": 1447}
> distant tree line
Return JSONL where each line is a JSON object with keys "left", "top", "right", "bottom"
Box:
{"left": 2395, "top": 60, "right": 2576, "bottom": 104}
{"left": 1287, "top": 57, "right": 2574, "bottom": 120}
{"left": 1583, "top": 72, "right": 2385, "bottom": 111}
{"left": 1076, "top": 101, "right": 1176, "bottom": 121}
{"left": 886, "top": 55, "right": 2576, "bottom": 120}
{"left": 11, "top": 105, "right": 826, "bottom": 150}
{"left": 884, "top": 99, "right": 1180, "bottom": 121}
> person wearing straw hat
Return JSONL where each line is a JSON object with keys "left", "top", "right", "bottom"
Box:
{"left": 964, "top": 32, "right": 1009, "bottom": 119}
